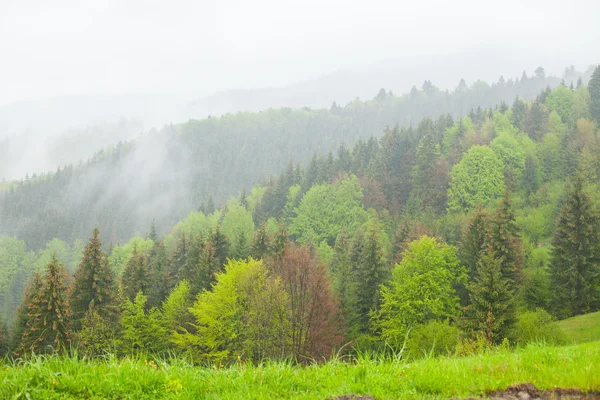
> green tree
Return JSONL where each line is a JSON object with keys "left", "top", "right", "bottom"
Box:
{"left": 161, "top": 280, "right": 193, "bottom": 351}
{"left": 174, "top": 259, "right": 292, "bottom": 364}
{"left": 120, "top": 291, "right": 166, "bottom": 354}
{"left": 19, "top": 255, "right": 71, "bottom": 355}
{"left": 9, "top": 273, "right": 41, "bottom": 356}
{"left": 290, "top": 175, "right": 368, "bottom": 245}
{"left": 121, "top": 246, "right": 150, "bottom": 302}
{"left": 589, "top": 65, "right": 600, "bottom": 125}
{"left": 447, "top": 145, "right": 506, "bottom": 212}
{"left": 374, "top": 236, "right": 465, "bottom": 347}
{"left": 76, "top": 304, "right": 118, "bottom": 358}
{"left": 251, "top": 223, "right": 271, "bottom": 259}
{"left": 70, "top": 228, "right": 118, "bottom": 330}
{"left": 489, "top": 192, "right": 524, "bottom": 286}
{"left": 466, "top": 247, "right": 515, "bottom": 344}
{"left": 550, "top": 177, "right": 600, "bottom": 316}
{"left": 490, "top": 133, "right": 525, "bottom": 190}
{"left": 147, "top": 238, "right": 171, "bottom": 308}
{"left": 0, "top": 318, "right": 8, "bottom": 357}
{"left": 222, "top": 199, "right": 254, "bottom": 260}
{"left": 347, "top": 224, "right": 387, "bottom": 337}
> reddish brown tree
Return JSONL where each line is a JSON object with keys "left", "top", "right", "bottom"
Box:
{"left": 268, "top": 245, "right": 343, "bottom": 361}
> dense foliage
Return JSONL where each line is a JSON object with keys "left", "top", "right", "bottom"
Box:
{"left": 1, "top": 65, "right": 600, "bottom": 364}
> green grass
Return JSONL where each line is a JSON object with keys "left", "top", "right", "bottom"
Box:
{"left": 556, "top": 311, "right": 600, "bottom": 344}
{"left": 1, "top": 341, "right": 599, "bottom": 399}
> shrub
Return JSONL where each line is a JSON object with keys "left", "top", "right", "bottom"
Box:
{"left": 406, "top": 320, "right": 461, "bottom": 360}
{"left": 510, "top": 309, "right": 566, "bottom": 345}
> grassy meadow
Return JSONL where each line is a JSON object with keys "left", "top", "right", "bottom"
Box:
{"left": 1, "top": 341, "right": 599, "bottom": 399}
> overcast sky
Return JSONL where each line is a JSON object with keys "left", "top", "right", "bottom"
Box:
{"left": 1, "top": 0, "right": 599, "bottom": 106}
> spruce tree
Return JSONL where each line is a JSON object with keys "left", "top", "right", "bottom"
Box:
{"left": 10, "top": 273, "right": 42, "bottom": 355}
{"left": 589, "top": 65, "right": 600, "bottom": 125}
{"left": 209, "top": 227, "right": 230, "bottom": 268}
{"left": 179, "top": 235, "right": 205, "bottom": 297}
{"left": 197, "top": 238, "right": 222, "bottom": 294}
{"left": 459, "top": 206, "right": 491, "bottom": 281}
{"left": 251, "top": 223, "right": 271, "bottom": 259}
{"left": 71, "top": 228, "right": 118, "bottom": 330}
{"left": 121, "top": 246, "right": 151, "bottom": 302}
{"left": 147, "top": 238, "right": 172, "bottom": 308}
{"left": 170, "top": 233, "right": 188, "bottom": 284}
{"left": 466, "top": 247, "right": 515, "bottom": 344}
{"left": 550, "top": 177, "right": 600, "bottom": 316}
{"left": 489, "top": 192, "right": 523, "bottom": 287}
{"left": 348, "top": 226, "right": 386, "bottom": 337}
{"left": 331, "top": 232, "right": 352, "bottom": 313}
{"left": 20, "top": 255, "right": 71, "bottom": 355}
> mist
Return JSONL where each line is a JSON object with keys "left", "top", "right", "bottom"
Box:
{"left": 1, "top": 0, "right": 599, "bottom": 180}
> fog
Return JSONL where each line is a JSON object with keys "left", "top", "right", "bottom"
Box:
{"left": 1, "top": 0, "right": 599, "bottom": 181}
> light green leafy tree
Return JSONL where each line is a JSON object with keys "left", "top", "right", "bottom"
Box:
{"left": 222, "top": 198, "right": 255, "bottom": 260}
{"left": 290, "top": 174, "right": 368, "bottom": 245}
{"left": 447, "top": 145, "right": 506, "bottom": 212}
{"left": 373, "top": 236, "right": 465, "bottom": 347}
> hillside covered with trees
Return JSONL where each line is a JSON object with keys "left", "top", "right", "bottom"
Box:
{"left": 2, "top": 65, "right": 600, "bottom": 364}
{"left": 0, "top": 67, "right": 589, "bottom": 250}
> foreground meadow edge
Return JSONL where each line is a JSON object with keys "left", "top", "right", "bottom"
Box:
{"left": 1, "top": 341, "right": 599, "bottom": 399}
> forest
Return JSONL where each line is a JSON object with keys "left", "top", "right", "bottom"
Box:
{"left": 1, "top": 65, "right": 600, "bottom": 372}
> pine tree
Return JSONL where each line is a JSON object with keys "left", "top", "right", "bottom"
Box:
{"left": 348, "top": 225, "right": 387, "bottom": 337}
{"left": 20, "top": 255, "right": 71, "bottom": 355}
{"left": 177, "top": 235, "right": 203, "bottom": 295}
{"left": 121, "top": 245, "right": 151, "bottom": 302}
{"left": 209, "top": 227, "right": 230, "bottom": 268}
{"left": 10, "top": 273, "right": 42, "bottom": 355}
{"left": 197, "top": 238, "right": 222, "bottom": 294}
{"left": 589, "top": 65, "right": 600, "bottom": 125}
{"left": 466, "top": 247, "right": 515, "bottom": 344}
{"left": 170, "top": 233, "right": 188, "bottom": 284}
{"left": 489, "top": 192, "right": 523, "bottom": 287}
{"left": 70, "top": 228, "right": 118, "bottom": 330}
{"left": 550, "top": 177, "right": 600, "bottom": 316}
{"left": 147, "top": 238, "right": 172, "bottom": 308}
{"left": 251, "top": 223, "right": 271, "bottom": 259}
{"left": 459, "top": 207, "right": 491, "bottom": 281}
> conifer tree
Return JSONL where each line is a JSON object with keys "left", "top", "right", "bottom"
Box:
{"left": 121, "top": 245, "right": 151, "bottom": 302}
{"left": 251, "top": 223, "right": 271, "bottom": 259}
{"left": 489, "top": 192, "right": 523, "bottom": 287}
{"left": 466, "top": 247, "right": 515, "bottom": 344}
{"left": 209, "top": 226, "right": 230, "bottom": 268}
{"left": 550, "top": 177, "right": 600, "bottom": 316}
{"left": 178, "top": 235, "right": 204, "bottom": 296}
{"left": 147, "top": 238, "right": 171, "bottom": 308}
{"left": 271, "top": 223, "right": 290, "bottom": 258}
{"left": 197, "top": 238, "right": 222, "bottom": 294}
{"left": 20, "top": 255, "right": 71, "bottom": 355}
{"left": 348, "top": 226, "right": 387, "bottom": 337}
{"left": 70, "top": 228, "right": 118, "bottom": 330}
{"left": 10, "top": 273, "right": 42, "bottom": 355}
{"left": 170, "top": 233, "right": 188, "bottom": 284}
{"left": 76, "top": 304, "right": 118, "bottom": 358}
{"left": 331, "top": 232, "right": 352, "bottom": 313}
{"left": 459, "top": 206, "right": 491, "bottom": 281}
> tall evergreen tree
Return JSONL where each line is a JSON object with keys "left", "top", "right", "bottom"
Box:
{"left": 20, "top": 255, "right": 71, "bottom": 355}
{"left": 459, "top": 207, "right": 491, "bottom": 282}
{"left": 347, "top": 225, "right": 387, "bottom": 337}
{"left": 589, "top": 65, "right": 600, "bottom": 125}
{"left": 251, "top": 223, "right": 271, "bottom": 259}
{"left": 0, "top": 318, "right": 8, "bottom": 357}
{"left": 466, "top": 247, "right": 515, "bottom": 344}
{"left": 121, "top": 246, "right": 151, "bottom": 302}
{"left": 197, "top": 238, "right": 222, "bottom": 294}
{"left": 209, "top": 227, "right": 230, "bottom": 269}
{"left": 178, "top": 235, "right": 204, "bottom": 295}
{"left": 70, "top": 228, "right": 118, "bottom": 330}
{"left": 10, "top": 273, "right": 42, "bottom": 355}
{"left": 489, "top": 192, "right": 524, "bottom": 287}
{"left": 550, "top": 177, "right": 600, "bottom": 316}
{"left": 147, "top": 238, "right": 171, "bottom": 308}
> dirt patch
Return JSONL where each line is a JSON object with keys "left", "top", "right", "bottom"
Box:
{"left": 326, "top": 395, "right": 376, "bottom": 400}
{"left": 462, "top": 383, "right": 600, "bottom": 399}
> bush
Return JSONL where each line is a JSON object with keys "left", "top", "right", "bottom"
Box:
{"left": 510, "top": 309, "right": 566, "bottom": 345}
{"left": 406, "top": 320, "right": 461, "bottom": 360}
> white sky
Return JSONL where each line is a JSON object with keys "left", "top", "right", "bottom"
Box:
{"left": 1, "top": 0, "right": 599, "bottom": 106}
